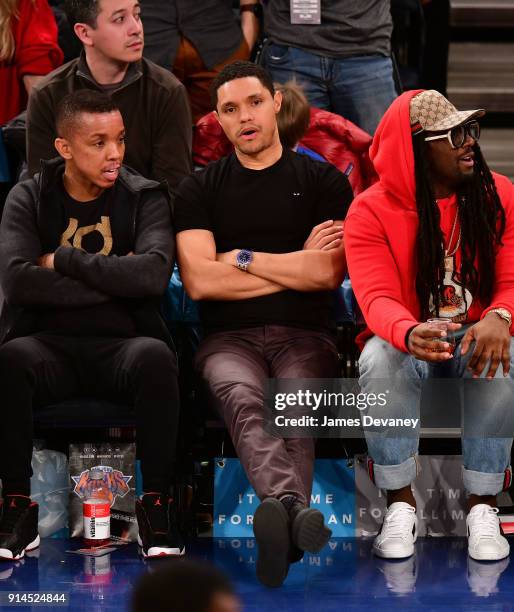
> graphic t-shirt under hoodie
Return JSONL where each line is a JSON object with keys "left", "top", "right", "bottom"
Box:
{"left": 344, "top": 90, "right": 514, "bottom": 352}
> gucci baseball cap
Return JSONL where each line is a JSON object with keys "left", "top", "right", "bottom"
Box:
{"left": 410, "top": 90, "right": 484, "bottom": 132}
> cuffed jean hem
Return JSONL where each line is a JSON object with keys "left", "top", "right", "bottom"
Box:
{"left": 462, "top": 466, "right": 511, "bottom": 496}
{"left": 370, "top": 455, "right": 418, "bottom": 491}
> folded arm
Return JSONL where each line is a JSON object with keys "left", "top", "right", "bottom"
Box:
{"left": 54, "top": 192, "right": 175, "bottom": 298}
{"left": 177, "top": 229, "right": 286, "bottom": 301}
{"left": 0, "top": 183, "right": 110, "bottom": 307}
{"left": 218, "top": 220, "right": 346, "bottom": 292}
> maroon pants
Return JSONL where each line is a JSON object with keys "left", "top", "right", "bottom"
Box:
{"left": 195, "top": 326, "right": 339, "bottom": 505}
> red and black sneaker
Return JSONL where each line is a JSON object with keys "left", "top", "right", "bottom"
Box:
{"left": 0, "top": 496, "right": 40, "bottom": 561}
{"left": 136, "top": 493, "right": 185, "bottom": 559}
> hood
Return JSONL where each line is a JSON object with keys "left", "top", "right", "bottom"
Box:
{"left": 370, "top": 89, "right": 424, "bottom": 209}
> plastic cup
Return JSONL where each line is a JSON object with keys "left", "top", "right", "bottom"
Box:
{"left": 427, "top": 318, "right": 456, "bottom": 354}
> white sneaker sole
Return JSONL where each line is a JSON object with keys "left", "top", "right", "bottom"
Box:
{"left": 0, "top": 535, "right": 40, "bottom": 561}
{"left": 137, "top": 535, "right": 185, "bottom": 558}
{"left": 468, "top": 546, "right": 510, "bottom": 562}
{"left": 372, "top": 543, "right": 416, "bottom": 559}
{"left": 373, "top": 532, "right": 417, "bottom": 560}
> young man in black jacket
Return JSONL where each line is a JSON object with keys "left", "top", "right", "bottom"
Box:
{"left": 0, "top": 90, "right": 183, "bottom": 560}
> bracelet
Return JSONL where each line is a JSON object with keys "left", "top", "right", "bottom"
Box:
{"left": 405, "top": 324, "right": 418, "bottom": 351}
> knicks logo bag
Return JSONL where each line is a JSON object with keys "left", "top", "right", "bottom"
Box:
{"left": 68, "top": 442, "right": 137, "bottom": 542}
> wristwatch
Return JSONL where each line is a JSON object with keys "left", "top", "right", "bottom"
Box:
{"left": 489, "top": 308, "right": 512, "bottom": 327}
{"left": 236, "top": 249, "right": 254, "bottom": 272}
{"left": 240, "top": 3, "right": 263, "bottom": 18}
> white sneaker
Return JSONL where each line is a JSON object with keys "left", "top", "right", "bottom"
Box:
{"left": 467, "top": 504, "right": 510, "bottom": 561}
{"left": 372, "top": 502, "right": 417, "bottom": 559}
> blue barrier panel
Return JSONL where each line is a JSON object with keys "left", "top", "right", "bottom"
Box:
{"left": 214, "top": 458, "right": 355, "bottom": 537}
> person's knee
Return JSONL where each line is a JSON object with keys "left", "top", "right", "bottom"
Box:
{"left": 127, "top": 338, "right": 178, "bottom": 379}
{"left": 359, "top": 337, "right": 403, "bottom": 379}
{"left": 0, "top": 340, "right": 37, "bottom": 380}
{"left": 225, "top": 381, "right": 263, "bottom": 412}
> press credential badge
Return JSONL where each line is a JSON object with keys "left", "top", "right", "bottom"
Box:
{"left": 290, "top": 0, "right": 321, "bottom": 24}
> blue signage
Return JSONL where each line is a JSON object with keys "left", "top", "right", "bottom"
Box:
{"left": 214, "top": 458, "right": 356, "bottom": 537}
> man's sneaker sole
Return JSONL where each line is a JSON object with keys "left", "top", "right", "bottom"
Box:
{"left": 372, "top": 532, "right": 417, "bottom": 560}
{"left": 136, "top": 535, "right": 185, "bottom": 558}
{"left": 0, "top": 535, "right": 40, "bottom": 561}
{"left": 253, "top": 498, "right": 291, "bottom": 588}
{"left": 468, "top": 544, "right": 510, "bottom": 562}
{"left": 292, "top": 508, "right": 332, "bottom": 553}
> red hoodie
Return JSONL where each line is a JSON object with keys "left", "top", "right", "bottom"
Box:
{"left": 345, "top": 90, "right": 514, "bottom": 353}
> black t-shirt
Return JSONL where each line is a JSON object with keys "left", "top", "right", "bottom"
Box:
{"left": 58, "top": 185, "right": 112, "bottom": 254}
{"left": 174, "top": 149, "right": 353, "bottom": 332}
{"left": 37, "top": 181, "right": 137, "bottom": 337}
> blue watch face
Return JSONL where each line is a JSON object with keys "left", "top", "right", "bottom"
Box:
{"left": 237, "top": 250, "right": 253, "bottom": 265}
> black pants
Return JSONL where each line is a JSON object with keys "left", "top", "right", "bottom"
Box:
{"left": 0, "top": 334, "right": 180, "bottom": 494}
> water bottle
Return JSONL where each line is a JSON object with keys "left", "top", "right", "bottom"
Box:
{"left": 83, "top": 469, "right": 111, "bottom": 547}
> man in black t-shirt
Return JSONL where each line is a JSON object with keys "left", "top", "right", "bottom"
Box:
{"left": 0, "top": 91, "right": 183, "bottom": 561}
{"left": 175, "top": 61, "right": 352, "bottom": 587}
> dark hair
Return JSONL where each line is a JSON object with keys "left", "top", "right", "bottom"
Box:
{"left": 56, "top": 90, "right": 120, "bottom": 137}
{"left": 275, "top": 81, "right": 311, "bottom": 149}
{"left": 210, "top": 60, "right": 275, "bottom": 109}
{"left": 131, "top": 561, "right": 236, "bottom": 612}
{"left": 64, "top": 0, "right": 100, "bottom": 28}
{"left": 413, "top": 133, "right": 506, "bottom": 319}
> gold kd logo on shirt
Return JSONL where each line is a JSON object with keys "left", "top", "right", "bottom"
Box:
{"left": 60, "top": 216, "right": 113, "bottom": 256}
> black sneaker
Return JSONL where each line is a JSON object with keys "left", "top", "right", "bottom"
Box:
{"left": 135, "top": 493, "right": 185, "bottom": 559}
{"left": 0, "top": 496, "right": 40, "bottom": 561}
{"left": 283, "top": 496, "right": 332, "bottom": 554}
{"left": 253, "top": 498, "right": 292, "bottom": 588}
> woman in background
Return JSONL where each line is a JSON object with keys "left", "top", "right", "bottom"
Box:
{"left": 0, "top": 0, "right": 62, "bottom": 125}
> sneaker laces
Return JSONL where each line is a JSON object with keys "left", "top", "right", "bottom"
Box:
{"left": 382, "top": 505, "right": 416, "bottom": 540}
{"left": 469, "top": 506, "right": 501, "bottom": 541}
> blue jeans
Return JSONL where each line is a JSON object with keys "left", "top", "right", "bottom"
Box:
{"left": 359, "top": 335, "right": 514, "bottom": 496}
{"left": 262, "top": 44, "right": 397, "bottom": 135}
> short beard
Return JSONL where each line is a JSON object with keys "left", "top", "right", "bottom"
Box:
{"left": 457, "top": 166, "right": 476, "bottom": 187}
{"left": 237, "top": 141, "right": 270, "bottom": 156}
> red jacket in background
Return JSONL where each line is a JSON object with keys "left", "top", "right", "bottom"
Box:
{"left": 1, "top": 0, "right": 63, "bottom": 125}
{"left": 301, "top": 107, "right": 377, "bottom": 195}
{"left": 193, "top": 107, "right": 377, "bottom": 196}
{"left": 345, "top": 90, "right": 514, "bottom": 353}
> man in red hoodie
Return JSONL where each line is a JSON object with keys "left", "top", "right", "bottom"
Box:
{"left": 345, "top": 90, "right": 514, "bottom": 562}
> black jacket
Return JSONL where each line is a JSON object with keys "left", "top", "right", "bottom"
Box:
{"left": 26, "top": 53, "right": 192, "bottom": 189}
{"left": 0, "top": 158, "right": 175, "bottom": 349}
